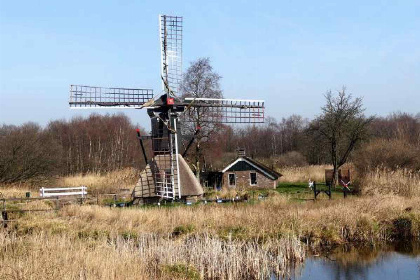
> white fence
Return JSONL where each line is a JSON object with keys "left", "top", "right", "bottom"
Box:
{"left": 40, "top": 186, "right": 87, "bottom": 198}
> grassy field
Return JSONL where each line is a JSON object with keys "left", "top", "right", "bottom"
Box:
{"left": 1, "top": 166, "right": 419, "bottom": 279}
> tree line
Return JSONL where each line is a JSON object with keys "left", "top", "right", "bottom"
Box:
{"left": 0, "top": 114, "right": 148, "bottom": 183}
{"left": 0, "top": 110, "right": 418, "bottom": 184}
{"left": 197, "top": 111, "right": 420, "bottom": 172}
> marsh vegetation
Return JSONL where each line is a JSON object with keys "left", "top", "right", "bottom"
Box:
{"left": 1, "top": 165, "right": 419, "bottom": 279}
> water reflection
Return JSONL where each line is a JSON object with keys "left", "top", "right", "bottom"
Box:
{"left": 280, "top": 242, "right": 420, "bottom": 280}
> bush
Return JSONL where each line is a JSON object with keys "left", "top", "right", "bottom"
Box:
{"left": 354, "top": 138, "right": 420, "bottom": 174}
{"left": 0, "top": 123, "right": 62, "bottom": 183}
{"left": 354, "top": 138, "right": 420, "bottom": 197}
{"left": 161, "top": 263, "right": 201, "bottom": 280}
{"left": 172, "top": 224, "right": 195, "bottom": 236}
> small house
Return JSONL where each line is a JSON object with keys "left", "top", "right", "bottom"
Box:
{"left": 221, "top": 153, "right": 282, "bottom": 189}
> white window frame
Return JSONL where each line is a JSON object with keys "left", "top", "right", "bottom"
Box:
{"left": 228, "top": 173, "right": 236, "bottom": 187}
{"left": 250, "top": 172, "right": 257, "bottom": 186}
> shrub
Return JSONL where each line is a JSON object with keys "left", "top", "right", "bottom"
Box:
{"left": 172, "top": 224, "right": 195, "bottom": 237}
{"left": 354, "top": 138, "right": 420, "bottom": 174}
{"left": 0, "top": 123, "right": 62, "bottom": 183}
{"left": 353, "top": 138, "right": 420, "bottom": 197}
{"left": 161, "top": 263, "right": 200, "bottom": 280}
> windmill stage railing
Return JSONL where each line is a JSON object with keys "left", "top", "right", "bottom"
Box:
{"left": 183, "top": 98, "right": 265, "bottom": 123}
{"left": 69, "top": 85, "right": 154, "bottom": 108}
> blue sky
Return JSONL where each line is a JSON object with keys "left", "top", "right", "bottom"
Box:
{"left": 1, "top": 0, "right": 419, "bottom": 130}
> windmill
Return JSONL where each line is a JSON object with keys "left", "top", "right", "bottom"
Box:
{"left": 69, "top": 15, "right": 265, "bottom": 203}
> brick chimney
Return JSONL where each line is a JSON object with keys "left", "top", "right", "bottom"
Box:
{"left": 237, "top": 148, "right": 246, "bottom": 157}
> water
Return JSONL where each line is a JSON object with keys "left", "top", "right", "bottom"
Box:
{"left": 293, "top": 252, "right": 419, "bottom": 280}
{"left": 284, "top": 243, "right": 420, "bottom": 280}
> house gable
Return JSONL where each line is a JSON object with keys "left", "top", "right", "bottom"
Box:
{"left": 224, "top": 160, "right": 257, "bottom": 172}
{"left": 222, "top": 157, "right": 280, "bottom": 180}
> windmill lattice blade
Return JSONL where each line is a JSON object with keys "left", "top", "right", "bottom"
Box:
{"left": 159, "top": 15, "right": 182, "bottom": 96}
{"left": 69, "top": 85, "right": 154, "bottom": 108}
{"left": 183, "top": 98, "right": 265, "bottom": 123}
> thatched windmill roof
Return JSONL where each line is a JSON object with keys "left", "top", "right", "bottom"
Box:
{"left": 132, "top": 154, "right": 203, "bottom": 199}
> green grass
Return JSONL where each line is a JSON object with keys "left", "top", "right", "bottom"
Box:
{"left": 277, "top": 182, "right": 346, "bottom": 193}
{"left": 201, "top": 182, "right": 352, "bottom": 203}
{"left": 276, "top": 182, "right": 311, "bottom": 194}
{"left": 276, "top": 182, "right": 352, "bottom": 200}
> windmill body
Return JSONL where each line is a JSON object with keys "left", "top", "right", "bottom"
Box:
{"left": 69, "top": 15, "right": 265, "bottom": 203}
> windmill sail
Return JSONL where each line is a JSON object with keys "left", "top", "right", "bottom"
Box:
{"left": 69, "top": 85, "right": 154, "bottom": 108}
{"left": 141, "top": 14, "right": 184, "bottom": 200}
{"left": 159, "top": 15, "right": 182, "bottom": 96}
{"left": 182, "top": 98, "right": 265, "bottom": 123}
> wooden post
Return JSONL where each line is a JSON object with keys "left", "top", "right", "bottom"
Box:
{"left": 1, "top": 211, "right": 8, "bottom": 228}
{"left": 328, "top": 183, "right": 332, "bottom": 199}
{"left": 136, "top": 129, "right": 149, "bottom": 164}
{"left": 0, "top": 193, "right": 6, "bottom": 228}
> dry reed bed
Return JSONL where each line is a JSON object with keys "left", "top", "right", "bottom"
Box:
{"left": 0, "top": 185, "right": 35, "bottom": 198}
{"left": 0, "top": 168, "right": 139, "bottom": 199}
{"left": 279, "top": 165, "right": 331, "bottom": 183}
{"left": 56, "top": 168, "right": 139, "bottom": 194}
{"left": 0, "top": 231, "right": 304, "bottom": 280}
{"left": 13, "top": 195, "right": 420, "bottom": 246}
{"left": 0, "top": 232, "right": 147, "bottom": 280}
{"left": 2, "top": 167, "right": 420, "bottom": 279}
{"left": 362, "top": 168, "right": 420, "bottom": 197}
{"left": 2, "top": 195, "right": 419, "bottom": 279}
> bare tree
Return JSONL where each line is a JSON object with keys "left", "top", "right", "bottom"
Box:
{"left": 47, "top": 113, "right": 147, "bottom": 175}
{"left": 0, "top": 123, "right": 62, "bottom": 183}
{"left": 180, "top": 57, "right": 223, "bottom": 180}
{"left": 310, "top": 88, "right": 373, "bottom": 186}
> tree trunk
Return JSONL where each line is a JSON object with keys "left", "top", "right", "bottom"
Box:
{"left": 195, "top": 142, "right": 200, "bottom": 181}
{"left": 331, "top": 139, "right": 337, "bottom": 187}
{"left": 333, "top": 165, "right": 339, "bottom": 188}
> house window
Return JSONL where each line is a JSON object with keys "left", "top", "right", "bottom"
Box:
{"left": 228, "top": 174, "right": 236, "bottom": 186}
{"left": 250, "top": 172, "right": 257, "bottom": 185}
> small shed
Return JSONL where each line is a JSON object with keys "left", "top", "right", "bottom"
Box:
{"left": 221, "top": 156, "right": 282, "bottom": 189}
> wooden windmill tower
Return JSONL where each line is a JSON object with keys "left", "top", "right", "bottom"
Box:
{"left": 69, "top": 15, "right": 265, "bottom": 203}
